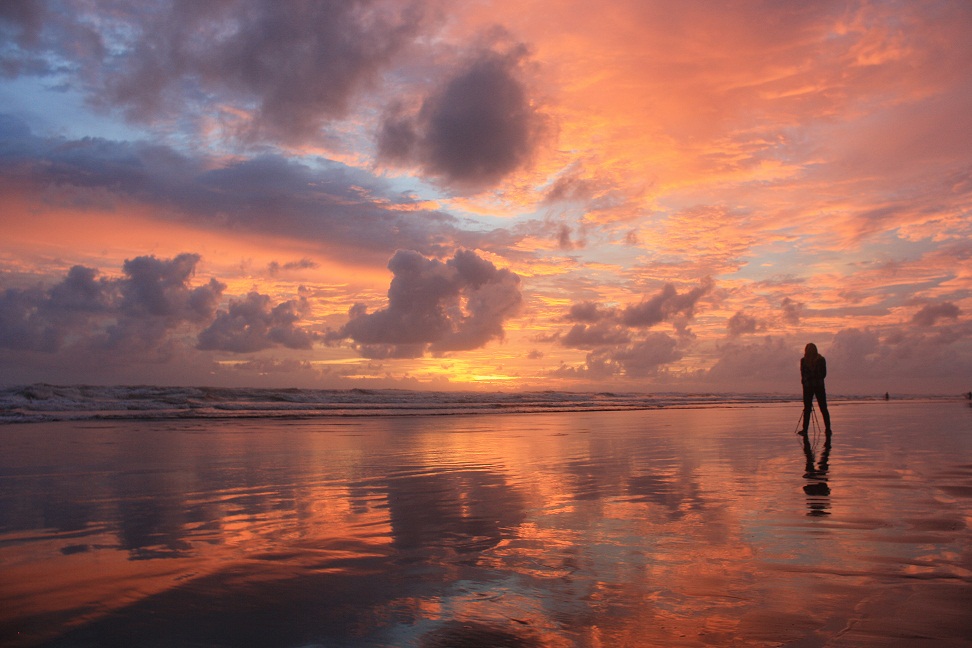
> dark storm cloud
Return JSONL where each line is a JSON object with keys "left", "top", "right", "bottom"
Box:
{"left": 198, "top": 293, "right": 317, "bottom": 353}
{"left": 4, "top": 1, "right": 427, "bottom": 143}
{"left": 911, "top": 301, "right": 960, "bottom": 327}
{"left": 0, "top": 115, "right": 497, "bottom": 263}
{"left": 377, "top": 48, "right": 547, "bottom": 190}
{"left": 332, "top": 249, "right": 522, "bottom": 358}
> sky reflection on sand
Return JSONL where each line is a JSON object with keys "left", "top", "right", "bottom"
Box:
{"left": 1, "top": 402, "right": 970, "bottom": 646}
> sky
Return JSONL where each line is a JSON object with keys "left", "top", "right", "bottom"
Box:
{"left": 1, "top": 0, "right": 971, "bottom": 395}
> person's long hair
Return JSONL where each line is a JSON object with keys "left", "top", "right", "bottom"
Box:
{"left": 804, "top": 342, "right": 820, "bottom": 366}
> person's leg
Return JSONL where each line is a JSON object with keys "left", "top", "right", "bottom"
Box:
{"left": 802, "top": 384, "right": 813, "bottom": 433}
{"left": 816, "top": 384, "right": 832, "bottom": 432}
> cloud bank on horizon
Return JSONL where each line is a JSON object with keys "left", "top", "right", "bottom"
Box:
{"left": 1, "top": 0, "right": 970, "bottom": 394}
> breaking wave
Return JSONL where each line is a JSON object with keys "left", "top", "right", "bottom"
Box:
{"left": 0, "top": 383, "right": 928, "bottom": 424}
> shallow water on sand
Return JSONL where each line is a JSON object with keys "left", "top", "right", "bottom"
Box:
{"left": 1, "top": 401, "right": 970, "bottom": 647}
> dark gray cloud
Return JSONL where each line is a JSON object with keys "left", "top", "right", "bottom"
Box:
{"left": 551, "top": 277, "right": 713, "bottom": 378}
{"left": 911, "top": 302, "right": 960, "bottom": 327}
{"left": 611, "top": 334, "right": 682, "bottom": 378}
{"left": 333, "top": 249, "right": 522, "bottom": 358}
{"left": 0, "top": 253, "right": 321, "bottom": 360}
{"left": 0, "top": 115, "right": 506, "bottom": 264}
{"left": 621, "top": 278, "right": 713, "bottom": 328}
{"left": 551, "top": 279, "right": 713, "bottom": 377}
{"left": 198, "top": 293, "right": 317, "bottom": 353}
{"left": 267, "top": 258, "right": 319, "bottom": 276}
{"left": 565, "top": 300, "right": 615, "bottom": 323}
{"left": 0, "top": 284, "right": 72, "bottom": 353}
{"left": 780, "top": 297, "right": 803, "bottom": 324}
{"left": 4, "top": 1, "right": 427, "bottom": 144}
{"left": 561, "top": 323, "right": 631, "bottom": 349}
{"left": 0, "top": 253, "right": 223, "bottom": 356}
{"left": 726, "top": 310, "right": 760, "bottom": 337}
{"left": 703, "top": 337, "right": 796, "bottom": 387}
{"left": 117, "top": 254, "right": 221, "bottom": 322}
{"left": 554, "top": 332, "right": 681, "bottom": 380}
{"left": 0, "top": 0, "right": 47, "bottom": 48}
{"left": 377, "top": 48, "right": 547, "bottom": 190}
{"left": 559, "top": 279, "right": 712, "bottom": 335}
{"left": 827, "top": 327, "right": 881, "bottom": 374}
{"left": 824, "top": 324, "right": 972, "bottom": 392}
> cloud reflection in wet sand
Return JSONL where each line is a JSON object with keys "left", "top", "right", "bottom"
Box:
{"left": 1, "top": 402, "right": 971, "bottom": 646}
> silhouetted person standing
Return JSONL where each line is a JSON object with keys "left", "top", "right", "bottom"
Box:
{"left": 800, "top": 343, "right": 832, "bottom": 435}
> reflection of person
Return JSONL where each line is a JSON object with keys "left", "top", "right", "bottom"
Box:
{"left": 801, "top": 433, "right": 832, "bottom": 516}
{"left": 800, "top": 343, "right": 832, "bottom": 435}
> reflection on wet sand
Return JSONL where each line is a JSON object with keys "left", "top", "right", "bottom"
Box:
{"left": 801, "top": 433, "right": 832, "bottom": 516}
{"left": 1, "top": 402, "right": 971, "bottom": 646}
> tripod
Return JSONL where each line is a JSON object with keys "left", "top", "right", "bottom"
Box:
{"left": 794, "top": 404, "right": 824, "bottom": 450}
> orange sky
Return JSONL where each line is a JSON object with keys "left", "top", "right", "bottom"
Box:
{"left": 1, "top": 0, "right": 970, "bottom": 393}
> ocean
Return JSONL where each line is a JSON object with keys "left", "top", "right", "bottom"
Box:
{"left": 0, "top": 383, "right": 913, "bottom": 424}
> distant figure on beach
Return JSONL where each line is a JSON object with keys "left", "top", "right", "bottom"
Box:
{"left": 884, "top": 392, "right": 889, "bottom": 400}
{"left": 800, "top": 343, "right": 832, "bottom": 435}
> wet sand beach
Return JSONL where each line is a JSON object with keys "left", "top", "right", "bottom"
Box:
{"left": 1, "top": 400, "right": 970, "bottom": 647}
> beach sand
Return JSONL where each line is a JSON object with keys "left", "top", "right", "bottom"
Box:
{"left": 1, "top": 400, "right": 970, "bottom": 647}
